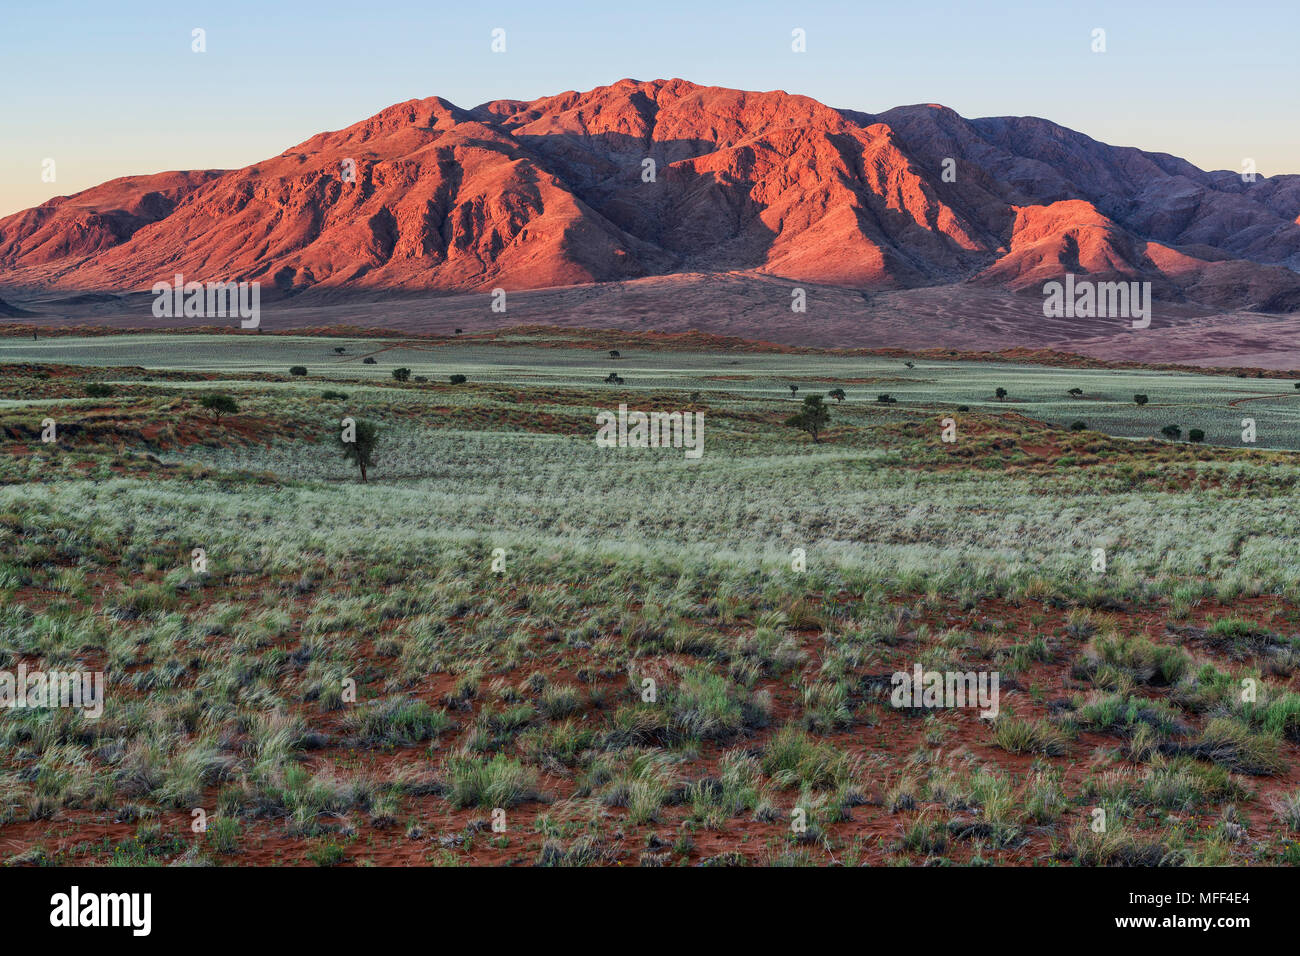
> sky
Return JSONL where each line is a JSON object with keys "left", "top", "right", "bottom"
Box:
{"left": 2, "top": 0, "right": 1297, "bottom": 217}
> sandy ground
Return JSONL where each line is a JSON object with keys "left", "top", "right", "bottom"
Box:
{"left": 2, "top": 274, "right": 1295, "bottom": 369}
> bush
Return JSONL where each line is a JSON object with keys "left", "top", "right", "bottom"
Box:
{"left": 1134, "top": 394, "right": 1149, "bottom": 405}
{"left": 199, "top": 394, "right": 239, "bottom": 423}
{"left": 363, "top": 357, "right": 377, "bottom": 365}
{"left": 875, "top": 393, "right": 897, "bottom": 405}
{"left": 444, "top": 754, "right": 538, "bottom": 808}
{"left": 321, "top": 390, "right": 348, "bottom": 400}
{"left": 1189, "top": 428, "right": 1205, "bottom": 442}
{"left": 785, "top": 394, "right": 831, "bottom": 442}
{"left": 1160, "top": 425, "right": 1181, "bottom": 440}
{"left": 391, "top": 367, "right": 411, "bottom": 382}
{"left": 1069, "top": 420, "right": 1087, "bottom": 431}
{"left": 85, "top": 383, "right": 115, "bottom": 398}
{"left": 289, "top": 366, "right": 307, "bottom": 376}
{"left": 992, "top": 717, "right": 1066, "bottom": 756}
{"left": 449, "top": 374, "right": 467, "bottom": 385}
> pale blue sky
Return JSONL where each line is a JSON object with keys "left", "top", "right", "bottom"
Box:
{"left": 2, "top": 0, "right": 1297, "bottom": 216}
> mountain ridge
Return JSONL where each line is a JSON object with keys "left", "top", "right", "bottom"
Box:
{"left": 3, "top": 78, "right": 1299, "bottom": 316}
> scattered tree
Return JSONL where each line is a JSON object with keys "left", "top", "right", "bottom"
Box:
{"left": 904, "top": 361, "right": 915, "bottom": 369}
{"left": 1161, "top": 424, "right": 1181, "bottom": 440}
{"left": 609, "top": 350, "right": 621, "bottom": 360}
{"left": 289, "top": 366, "right": 308, "bottom": 376}
{"left": 784, "top": 393, "right": 831, "bottom": 443}
{"left": 339, "top": 419, "right": 380, "bottom": 483}
{"left": 414, "top": 375, "right": 428, "bottom": 383}
{"left": 85, "top": 383, "right": 115, "bottom": 398}
{"left": 1189, "top": 428, "right": 1205, "bottom": 443}
{"left": 604, "top": 373, "right": 624, "bottom": 384}
{"left": 449, "top": 374, "right": 468, "bottom": 385}
{"left": 995, "top": 387, "right": 1007, "bottom": 399}
{"left": 876, "top": 393, "right": 897, "bottom": 405}
{"left": 1067, "top": 388, "right": 1083, "bottom": 398}
{"left": 363, "top": 357, "right": 377, "bottom": 365}
{"left": 392, "top": 367, "right": 411, "bottom": 382}
{"left": 828, "top": 388, "right": 846, "bottom": 402}
{"left": 788, "top": 384, "right": 799, "bottom": 397}
{"left": 1134, "top": 394, "right": 1149, "bottom": 406}
{"left": 199, "top": 394, "right": 239, "bottom": 423}
{"left": 333, "top": 347, "right": 346, "bottom": 355}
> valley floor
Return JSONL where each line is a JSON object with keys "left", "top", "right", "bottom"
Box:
{"left": 2, "top": 332, "right": 1300, "bottom": 866}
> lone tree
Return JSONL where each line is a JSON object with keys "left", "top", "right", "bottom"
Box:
{"left": 1134, "top": 394, "right": 1149, "bottom": 406}
{"left": 788, "top": 384, "right": 799, "bottom": 398}
{"left": 392, "top": 367, "right": 411, "bottom": 382}
{"left": 289, "top": 366, "right": 308, "bottom": 376}
{"left": 828, "top": 388, "right": 846, "bottom": 402}
{"left": 784, "top": 393, "right": 831, "bottom": 443}
{"left": 995, "top": 387, "right": 1007, "bottom": 399}
{"left": 1189, "top": 428, "right": 1206, "bottom": 443}
{"left": 1067, "top": 388, "right": 1083, "bottom": 398}
{"left": 603, "top": 372, "right": 623, "bottom": 384}
{"left": 609, "top": 350, "right": 621, "bottom": 360}
{"left": 200, "top": 394, "right": 239, "bottom": 423}
{"left": 1161, "top": 424, "right": 1182, "bottom": 440}
{"left": 339, "top": 419, "right": 380, "bottom": 483}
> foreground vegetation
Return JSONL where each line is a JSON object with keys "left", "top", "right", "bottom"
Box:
{"left": 1, "top": 332, "right": 1299, "bottom": 866}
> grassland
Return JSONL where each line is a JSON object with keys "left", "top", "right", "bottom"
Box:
{"left": 2, "top": 329, "right": 1300, "bottom": 867}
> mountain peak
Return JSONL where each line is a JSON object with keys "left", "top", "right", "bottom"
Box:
{"left": 1, "top": 80, "right": 1297, "bottom": 314}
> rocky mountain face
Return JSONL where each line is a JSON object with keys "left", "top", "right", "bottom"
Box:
{"left": 3, "top": 78, "right": 1298, "bottom": 313}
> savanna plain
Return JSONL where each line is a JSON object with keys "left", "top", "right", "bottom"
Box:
{"left": 2, "top": 328, "right": 1300, "bottom": 867}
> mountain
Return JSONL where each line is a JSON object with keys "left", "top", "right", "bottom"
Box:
{"left": 2, "top": 78, "right": 1299, "bottom": 317}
